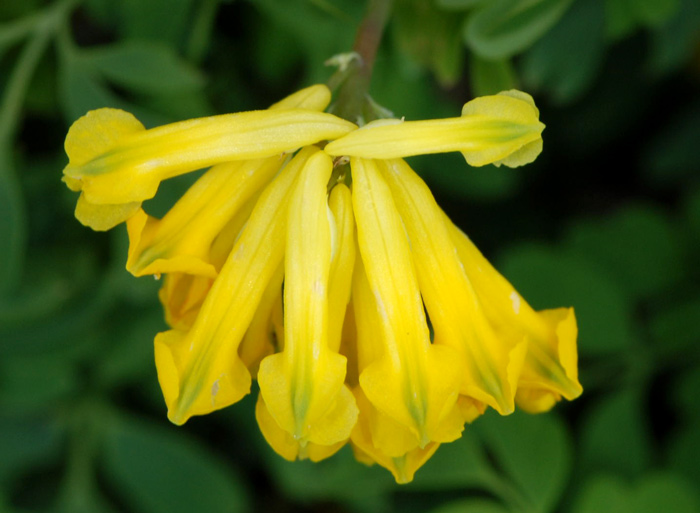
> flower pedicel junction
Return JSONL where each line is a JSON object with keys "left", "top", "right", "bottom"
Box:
{"left": 61, "top": 83, "right": 582, "bottom": 483}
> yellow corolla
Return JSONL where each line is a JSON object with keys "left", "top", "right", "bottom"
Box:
{"left": 61, "top": 84, "right": 579, "bottom": 483}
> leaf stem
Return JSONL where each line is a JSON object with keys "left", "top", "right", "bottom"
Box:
{"left": 331, "top": 0, "right": 392, "bottom": 124}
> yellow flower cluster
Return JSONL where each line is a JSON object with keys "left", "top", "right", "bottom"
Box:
{"left": 62, "top": 84, "right": 581, "bottom": 483}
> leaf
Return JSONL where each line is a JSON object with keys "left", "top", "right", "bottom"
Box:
{"left": 117, "top": 0, "right": 195, "bottom": 46}
{"left": 254, "top": 0, "right": 362, "bottom": 84}
{"left": 414, "top": 153, "right": 522, "bottom": 202}
{"left": 667, "top": 421, "right": 700, "bottom": 490}
{"left": 578, "top": 388, "right": 652, "bottom": 479}
{"left": 84, "top": 41, "right": 204, "bottom": 95}
{"left": 498, "top": 244, "right": 635, "bottom": 356}
{"left": 572, "top": 473, "right": 700, "bottom": 513}
{"left": 102, "top": 414, "right": 249, "bottom": 513}
{"left": 642, "top": 100, "right": 700, "bottom": 189}
{"left": 520, "top": 0, "right": 606, "bottom": 104}
{"left": 475, "top": 411, "right": 572, "bottom": 513}
{"left": 58, "top": 57, "right": 171, "bottom": 127}
{"left": 436, "top": 0, "right": 487, "bottom": 10}
{"left": 95, "top": 306, "right": 163, "bottom": 389}
{"left": 672, "top": 366, "right": 700, "bottom": 422}
{"left": 605, "top": 0, "right": 681, "bottom": 40}
{"left": 392, "top": 0, "right": 465, "bottom": 86}
{"left": 563, "top": 204, "right": 684, "bottom": 301}
{"left": 409, "top": 427, "right": 496, "bottom": 491}
{"left": 58, "top": 57, "right": 124, "bottom": 122}
{"left": 649, "top": 296, "right": 700, "bottom": 361}
{"left": 649, "top": 0, "right": 700, "bottom": 76}
{"left": 0, "top": 354, "right": 78, "bottom": 414}
{"left": 464, "top": 0, "right": 574, "bottom": 60}
{"left": 431, "top": 498, "right": 511, "bottom": 513}
{"left": 264, "top": 445, "right": 394, "bottom": 513}
{"left": 0, "top": 149, "right": 25, "bottom": 296}
{"left": 469, "top": 55, "right": 517, "bottom": 97}
{"left": 0, "top": 414, "right": 63, "bottom": 483}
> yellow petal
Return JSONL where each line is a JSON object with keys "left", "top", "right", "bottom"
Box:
{"left": 238, "top": 262, "right": 284, "bottom": 377}
{"left": 379, "top": 158, "right": 525, "bottom": 415}
{"left": 447, "top": 221, "right": 582, "bottom": 408}
{"left": 325, "top": 90, "right": 543, "bottom": 168}
{"left": 126, "top": 156, "right": 282, "bottom": 277}
{"left": 350, "top": 157, "right": 463, "bottom": 447}
{"left": 327, "top": 183, "right": 356, "bottom": 353}
{"left": 258, "top": 151, "right": 358, "bottom": 447}
{"left": 350, "top": 386, "right": 440, "bottom": 484}
{"left": 63, "top": 108, "right": 356, "bottom": 205}
{"left": 255, "top": 393, "right": 346, "bottom": 462}
{"left": 155, "top": 147, "right": 318, "bottom": 425}
{"left": 269, "top": 84, "right": 332, "bottom": 111}
{"left": 74, "top": 193, "right": 141, "bottom": 231}
{"left": 351, "top": 264, "right": 421, "bottom": 456}
{"left": 158, "top": 272, "right": 213, "bottom": 331}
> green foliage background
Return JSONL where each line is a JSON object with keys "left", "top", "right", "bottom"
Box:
{"left": 2, "top": 0, "right": 700, "bottom": 512}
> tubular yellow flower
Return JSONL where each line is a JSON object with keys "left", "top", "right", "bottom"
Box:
{"left": 155, "top": 146, "right": 318, "bottom": 425}
{"left": 350, "top": 258, "right": 442, "bottom": 482}
{"left": 325, "top": 90, "right": 544, "bottom": 167}
{"left": 351, "top": 157, "right": 464, "bottom": 448}
{"left": 446, "top": 223, "right": 582, "bottom": 412}
{"left": 378, "top": 158, "right": 527, "bottom": 416}
{"left": 61, "top": 81, "right": 580, "bottom": 484}
{"left": 64, "top": 108, "right": 355, "bottom": 206}
{"left": 126, "top": 156, "right": 282, "bottom": 278}
{"left": 257, "top": 151, "right": 358, "bottom": 455}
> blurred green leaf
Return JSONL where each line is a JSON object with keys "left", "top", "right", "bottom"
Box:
{"left": 520, "top": 0, "right": 605, "bottom": 104}
{"left": 95, "top": 306, "right": 163, "bottom": 389}
{"left": 469, "top": 55, "right": 517, "bottom": 97}
{"left": 649, "top": 296, "right": 700, "bottom": 361}
{"left": 498, "top": 244, "right": 635, "bottom": 355}
{"left": 0, "top": 414, "right": 63, "bottom": 484}
{"left": 58, "top": 56, "right": 171, "bottom": 127}
{"left": 83, "top": 41, "right": 204, "bottom": 95}
{"left": 563, "top": 204, "right": 683, "bottom": 301}
{"left": 0, "top": 354, "right": 78, "bottom": 413}
{"left": 605, "top": 0, "right": 681, "bottom": 40}
{"left": 649, "top": 0, "right": 700, "bottom": 75}
{"left": 667, "top": 421, "right": 700, "bottom": 490}
{"left": 436, "top": 0, "right": 487, "bottom": 10}
{"left": 572, "top": 472, "right": 700, "bottom": 513}
{"left": 579, "top": 388, "right": 652, "bottom": 478}
{"left": 672, "top": 366, "right": 700, "bottom": 422}
{"left": 415, "top": 153, "right": 522, "bottom": 202}
{"left": 409, "top": 427, "right": 495, "bottom": 491}
{"left": 0, "top": 12, "right": 40, "bottom": 61}
{"left": 58, "top": 57, "right": 123, "bottom": 121}
{"left": 685, "top": 186, "right": 700, "bottom": 237}
{"left": 393, "top": 0, "right": 465, "bottom": 86}
{"left": 254, "top": 0, "right": 360, "bottom": 84}
{"left": 464, "top": 0, "right": 574, "bottom": 59}
{"left": 475, "top": 411, "right": 572, "bottom": 513}
{"left": 632, "top": 0, "right": 680, "bottom": 26}
{"left": 265, "top": 445, "right": 393, "bottom": 513}
{"left": 642, "top": 100, "right": 700, "bottom": 188}
{"left": 0, "top": 150, "right": 25, "bottom": 296}
{"left": 570, "top": 475, "right": 629, "bottom": 513}
{"left": 431, "top": 498, "right": 510, "bottom": 513}
{"left": 102, "top": 414, "right": 249, "bottom": 513}
{"left": 117, "top": 0, "right": 194, "bottom": 46}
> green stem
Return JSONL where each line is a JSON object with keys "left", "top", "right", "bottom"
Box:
{"left": 185, "top": 0, "right": 220, "bottom": 64}
{"left": 0, "top": 0, "right": 79, "bottom": 296}
{"left": 0, "top": 10, "right": 44, "bottom": 54}
{"left": 332, "top": 0, "right": 392, "bottom": 124}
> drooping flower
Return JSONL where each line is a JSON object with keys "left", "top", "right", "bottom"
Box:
{"left": 61, "top": 84, "right": 580, "bottom": 483}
